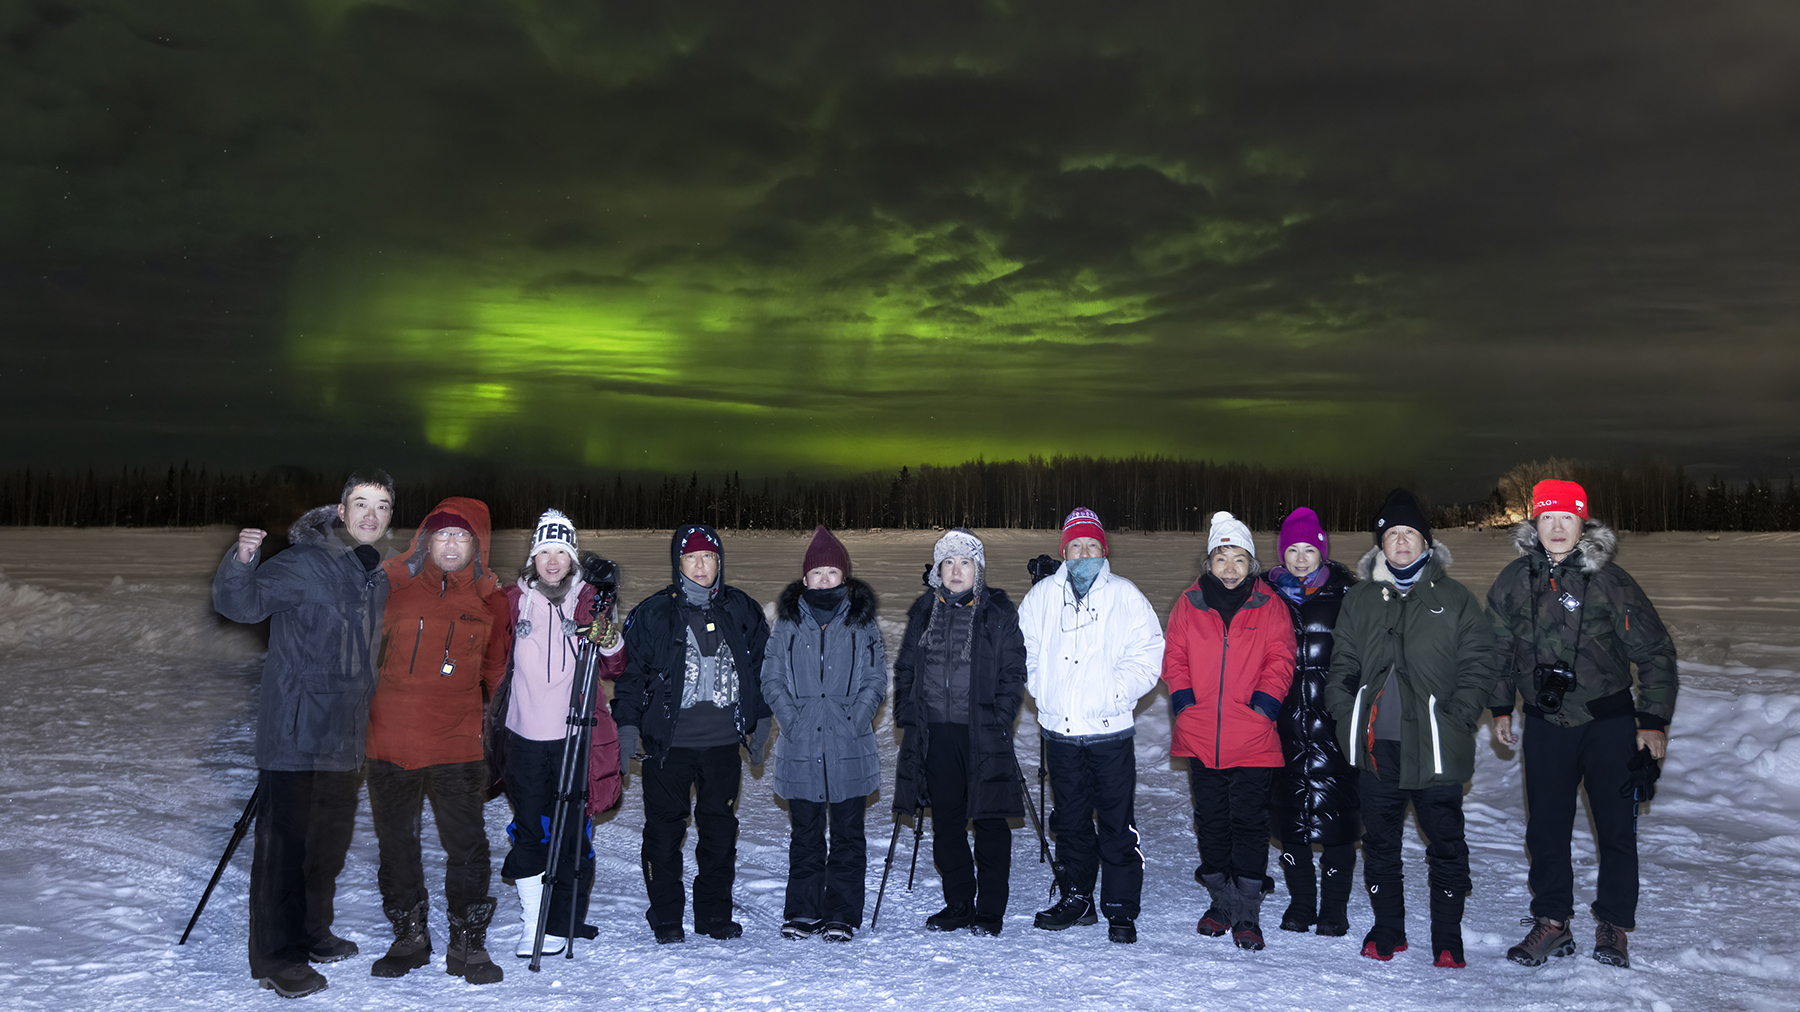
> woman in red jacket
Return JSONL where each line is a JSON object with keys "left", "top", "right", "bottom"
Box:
{"left": 1162, "top": 511, "right": 1296, "bottom": 951}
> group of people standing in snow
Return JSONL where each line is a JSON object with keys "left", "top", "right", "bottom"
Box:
{"left": 212, "top": 470, "right": 1676, "bottom": 998}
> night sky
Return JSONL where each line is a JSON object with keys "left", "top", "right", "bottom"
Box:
{"left": 6, "top": 1, "right": 1799, "bottom": 497}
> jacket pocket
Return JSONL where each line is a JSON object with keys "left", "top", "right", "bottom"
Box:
{"left": 293, "top": 686, "right": 354, "bottom": 756}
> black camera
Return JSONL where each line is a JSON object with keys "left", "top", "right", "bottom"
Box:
{"left": 579, "top": 553, "right": 619, "bottom": 595}
{"left": 1533, "top": 662, "right": 1577, "bottom": 714}
{"left": 1026, "top": 554, "right": 1062, "bottom": 586}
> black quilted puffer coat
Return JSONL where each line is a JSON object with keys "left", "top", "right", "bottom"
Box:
{"left": 1264, "top": 561, "right": 1360, "bottom": 847}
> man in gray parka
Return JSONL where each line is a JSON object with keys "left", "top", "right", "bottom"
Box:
{"left": 212, "top": 470, "right": 395, "bottom": 998}
{"left": 761, "top": 527, "right": 887, "bottom": 942}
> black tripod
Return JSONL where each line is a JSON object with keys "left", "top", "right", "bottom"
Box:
{"left": 178, "top": 785, "right": 260, "bottom": 944}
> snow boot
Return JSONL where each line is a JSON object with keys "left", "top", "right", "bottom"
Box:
{"left": 820, "top": 922, "right": 855, "bottom": 942}
{"left": 447, "top": 899, "right": 503, "bottom": 985}
{"left": 306, "top": 933, "right": 358, "bottom": 964}
{"left": 259, "top": 963, "right": 328, "bottom": 998}
{"left": 1278, "top": 846, "right": 1317, "bottom": 932}
{"left": 1507, "top": 916, "right": 1576, "bottom": 966}
{"left": 700, "top": 920, "right": 744, "bottom": 940}
{"left": 1107, "top": 916, "right": 1137, "bottom": 944}
{"left": 926, "top": 903, "right": 974, "bottom": 932}
{"left": 1196, "top": 872, "right": 1233, "bottom": 937}
{"left": 781, "top": 918, "right": 823, "bottom": 939}
{"left": 513, "top": 879, "right": 565, "bottom": 958}
{"left": 969, "top": 913, "right": 1004, "bottom": 937}
{"left": 1360, "top": 882, "right": 1407, "bottom": 961}
{"left": 1034, "top": 892, "right": 1098, "bottom": 931}
{"left": 1231, "top": 876, "right": 1267, "bottom": 951}
{"left": 1429, "top": 887, "right": 1465, "bottom": 968}
{"left": 1593, "top": 920, "right": 1630, "bottom": 968}
{"left": 370, "top": 900, "right": 432, "bottom": 978}
{"left": 653, "top": 923, "right": 686, "bottom": 944}
{"left": 1316, "top": 847, "right": 1355, "bottom": 937}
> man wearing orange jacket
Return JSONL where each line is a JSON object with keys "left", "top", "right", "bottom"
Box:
{"left": 364, "top": 497, "right": 511, "bottom": 985}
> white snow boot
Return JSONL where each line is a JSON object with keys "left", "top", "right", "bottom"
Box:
{"left": 514, "top": 879, "right": 565, "bottom": 958}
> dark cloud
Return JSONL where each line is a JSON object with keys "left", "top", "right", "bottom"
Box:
{"left": 5, "top": 0, "right": 1799, "bottom": 497}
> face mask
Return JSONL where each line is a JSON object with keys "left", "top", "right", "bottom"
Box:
{"left": 1066, "top": 556, "right": 1105, "bottom": 597}
{"left": 802, "top": 585, "right": 847, "bottom": 611}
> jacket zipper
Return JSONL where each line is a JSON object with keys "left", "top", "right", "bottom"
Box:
{"left": 442, "top": 621, "right": 456, "bottom": 674}
{"left": 1215, "top": 624, "right": 1230, "bottom": 769}
{"left": 408, "top": 617, "right": 423, "bottom": 673}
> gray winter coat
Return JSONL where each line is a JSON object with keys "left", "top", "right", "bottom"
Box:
{"left": 212, "top": 505, "right": 391, "bottom": 772}
{"left": 761, "top": 579, "right": 887, "bottom": 803}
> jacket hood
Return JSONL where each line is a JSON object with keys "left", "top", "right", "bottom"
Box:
{"left": 777, "top": 577, "right": 878, "bottom": 625}
{"left": 1356, "top": 540, "right": 1455, "bottom": 583}
{"left": 394, "top": 496, "right": 495, "bottom": 582}
{"left": 287, "top": 504, "right": 343, "bottom": 545}
{"left": 669, "top": 523, "right": 725, "bottom": 591}
{"left": 1509, "top": 519, "right": 1617, "bottom": 573}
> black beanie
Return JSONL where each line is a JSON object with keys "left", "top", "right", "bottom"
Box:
{"left": 1373, "top": 488, "right": 1432, "bottom": 547}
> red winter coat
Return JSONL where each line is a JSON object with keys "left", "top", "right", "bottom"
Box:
{"left": 1161, "top": 579, "right": 1296, "bottom": 769}
{"left": 494, "top": 578, "right": 627, "bottom": 816}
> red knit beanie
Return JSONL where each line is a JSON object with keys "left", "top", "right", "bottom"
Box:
{"left": 802, "top": 525, "right": 851, "bottom": 578}
{"left": 1531, "top": 479, "right": 1589, "bottom": 520}
{"left": 1059, "top": 508, "right": 1109, "bottom": 555}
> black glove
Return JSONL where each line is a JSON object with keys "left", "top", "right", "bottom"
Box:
{"left": 1621, "top": 745, "right": 1661, "bottom": 802}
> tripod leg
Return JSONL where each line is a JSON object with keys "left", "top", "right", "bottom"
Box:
{"left": 179, "top": 784, "right": 261, "bottom": 945}
{"left": 870, "top": 817, "right": 904, "bottom": 928}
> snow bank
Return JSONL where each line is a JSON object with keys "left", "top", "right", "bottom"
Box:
{"left": 0, "top": 569, "right": 263, "bottom": 659}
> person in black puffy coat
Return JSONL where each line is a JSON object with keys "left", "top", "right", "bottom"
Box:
{"left": 1262, "top": 508, "right": 1360, "bottom": 938}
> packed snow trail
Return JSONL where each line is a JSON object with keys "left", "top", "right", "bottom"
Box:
{"left": 1, "top": 528, "right": 1796, "bottom": 1011}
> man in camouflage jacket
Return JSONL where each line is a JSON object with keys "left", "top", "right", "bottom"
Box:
{"left": 1488, "top": 479, "right": 1677, "bottom": 970}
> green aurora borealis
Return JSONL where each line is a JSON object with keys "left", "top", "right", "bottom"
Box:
{"left": 7, "top": 1, "right": 1800, "bottom": 491}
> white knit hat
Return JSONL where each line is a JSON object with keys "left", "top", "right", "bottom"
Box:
{"left": 1206, "top": 510, "right": 1256, "bottom": 559}
{"left": 529, "top": 509, "right": 578, "bottom": 559}
{"left": 928, "top": 528, "right": 986, "bottom": 588}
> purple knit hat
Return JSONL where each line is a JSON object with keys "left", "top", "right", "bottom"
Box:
{"left": 1278, "top": 507, "right": 1329, "bottom": 563}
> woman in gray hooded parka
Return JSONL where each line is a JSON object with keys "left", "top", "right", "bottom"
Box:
{"left": 762, "top": 527, "right": 887, "bottom": 942}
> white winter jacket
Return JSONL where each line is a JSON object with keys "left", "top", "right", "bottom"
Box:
{"left": 1020, "top": 559, "right": 1166, "bottom": 738}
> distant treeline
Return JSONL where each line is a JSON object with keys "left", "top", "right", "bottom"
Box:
{"left": 1, "top": 457, "right": 1796, "bottom": 532}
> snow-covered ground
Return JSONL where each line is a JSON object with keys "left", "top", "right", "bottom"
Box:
{"left": 1, "top": 526, "right": 1796, "bottom": 1011}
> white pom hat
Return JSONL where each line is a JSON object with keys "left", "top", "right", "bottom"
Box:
{"left": 529, "top": 509, "right": 578, "bottom": 559}
{"left": 1206, "top": 510, "right": 1256, "bottom": 559}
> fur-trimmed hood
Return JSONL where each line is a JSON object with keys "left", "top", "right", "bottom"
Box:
{"left": 287, "top": 504, "right": 344, "bottom": 545}
{"left": 1356, "top": 540, "right": 1455, "bottom": 583}
{"left": 1509, "top": 519, "right": 1617, "bottom": 573}
{"left": 778, "top": 576, "right": 878, "bottom": 626}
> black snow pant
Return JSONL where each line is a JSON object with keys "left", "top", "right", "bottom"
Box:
{"left": 1279, "top": 841, "right": 1357, "bottom": 915}
{"left": 1043, "top": 732, "right": 1143, "bottom": 920}
{"left": 1523, "top": 714, "right": 1641, "bottom": 929}
{"left": 500, "top": 732, "right": 596, "bottom": 936}
{"left": 247, "top": 767, "right": 362, "bottom": 977}
{"left": 784, "top": 796, "right": 869, "bottom": 926}
{"left": 1186, "top": 764, "right": 1274, "bottom": 882}
{"left": 641, "top": 743, "right": 741, "bottom": 934}
{"left": 366, "top": 759, "right": 493, "bottom": 916}
{"left": 925, "top": 722, "right": 1011, "bottom": 919}
{"left": 1359, "top": 740, "right": 1470, "bottom": 931}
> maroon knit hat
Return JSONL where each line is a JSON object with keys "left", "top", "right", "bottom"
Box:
{"left": 421, "top": 510, "right": 466, "bottom": 534}
{"left": 802, "top": 525, "right": 851, "bottom": 578}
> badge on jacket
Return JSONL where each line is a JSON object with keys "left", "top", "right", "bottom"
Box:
{"left": 1559, "top": 592, "right": 1581, "bottom": 612}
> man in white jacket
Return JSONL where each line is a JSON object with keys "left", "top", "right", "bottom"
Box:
{"left": 1019, "top": 509, "right": 1166, "bottom": 943}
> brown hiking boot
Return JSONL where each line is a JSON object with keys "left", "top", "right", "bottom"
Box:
{"left": 1593, "top": 920, "right": 1630, "bottom": 968}
{"left": 1507, "top": 916, "right": 1576, "bottom": 966}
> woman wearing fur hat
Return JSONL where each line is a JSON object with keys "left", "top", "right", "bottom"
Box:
{"left": 1162, "top": 510, "right": 1297, "bottom": 952}
{"left": 1486, "top": 480, "right": 1676, "bottom": 970}
{"left": 891, "top": 528, "right": 1027, "bottom": 936}
{"left": 1261, "top": 507, "right": 1360, "bottom": 938}
{"left": 1325, "top": 489, "right": 1500, "bottom": 968}
{"left": 762, "top": 527, "right": 887, "bottom": 943}
{"left": 490, "top": 510, "right": 625, "bottom": 958}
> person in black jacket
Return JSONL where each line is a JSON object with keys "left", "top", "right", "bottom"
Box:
{"left": 891, "top": 528, "right": 1027, "bottom": 936}
{"left": 212, "top": 470, "right": 396, "bottom": 998}
{"left": 613, "top": 524, "right": 771, "bottom": 944}
{"left": 1262, "top": 507, "right": 1360, "bottom": 938}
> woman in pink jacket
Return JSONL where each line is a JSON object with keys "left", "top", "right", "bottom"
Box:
{"left": 1162, "top": 511, "right": 1296, "bottom": 952}
{"left": 491, "top": 510, "right": 625, "bottom": 958}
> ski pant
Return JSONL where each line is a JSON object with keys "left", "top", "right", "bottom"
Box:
{"left": 1279, "top": 841, "right": 1357, "bottom": 913}
{"left": 784, "top": 796, "right": 869, "bottom": 925}
{"left": 1186, "top": 764, "right": 1274, "bottom": 882}
{"left": 1360, "top": 740, "right": 1469, "bottom": 928}
{"left": 366, "top": 759, "right": 492, "bottom": 916}
{"left": 1523, "top": 714, "right": 1640, "bottom": 929}
{"left": 925, "top": 722, "right": 1011, "bottom": 919}
{"left": 247, "top": 767, "right": 361, "bottom": 977}
{"left": 1043, "top": 732, "right": 1144, "bottom": 920}
{"left": 641, "top": 743, "right": 741, "bottom": 934}
{"left": 500, "top": 732, "right": 595, "bottom": 936}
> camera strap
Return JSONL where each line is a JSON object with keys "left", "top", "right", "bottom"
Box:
{"left": 1529, "top": 562, "right": 1587, "bottom": 671}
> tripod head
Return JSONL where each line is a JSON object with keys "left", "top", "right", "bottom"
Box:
{"left": 579, "top": 553, "right": 619, "bottom": 605}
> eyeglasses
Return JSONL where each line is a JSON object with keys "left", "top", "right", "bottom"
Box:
{"left": 430, "top": 531, "right": 473, "bottom": 543}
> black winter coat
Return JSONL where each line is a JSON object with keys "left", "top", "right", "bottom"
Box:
{"left": 1264, "top": 562, "right": 1359, "bottom": 847}
{"left": 891, "top": 586, "right": 1026, "bottom": 820}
